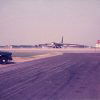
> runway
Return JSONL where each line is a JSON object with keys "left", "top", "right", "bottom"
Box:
{"left": 0, "top": 53, "right": 100, "bottom": 100}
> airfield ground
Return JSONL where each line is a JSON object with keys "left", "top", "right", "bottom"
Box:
{"left": 0, "top": 48, "right": 100, "bottom": 100}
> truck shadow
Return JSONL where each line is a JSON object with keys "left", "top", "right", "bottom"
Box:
{"left": 0, "top": 62, "right": 15, "bottom": 65}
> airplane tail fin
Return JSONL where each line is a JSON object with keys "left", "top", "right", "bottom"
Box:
{"left": 61, "top": 36, "right": 63, "bottom": 43}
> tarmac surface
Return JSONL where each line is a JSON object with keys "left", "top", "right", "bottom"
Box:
{"left": 0, "top": 53, "right": 100, "bottom": 100}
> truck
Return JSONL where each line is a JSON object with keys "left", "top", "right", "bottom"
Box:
{"left": 0, "top": 51, "right": 13, "bottom": 64}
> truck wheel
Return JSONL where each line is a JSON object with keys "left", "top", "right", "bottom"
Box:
{"left": 0, "top": 57, "right": 8, "bottom": 64}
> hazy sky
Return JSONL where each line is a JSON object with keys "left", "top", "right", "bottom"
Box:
{"left": 0, "top": 0, "right": 100, "bottom": 46}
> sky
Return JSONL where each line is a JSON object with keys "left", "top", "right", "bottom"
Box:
{"left": 0, "top": 0, "right": 100, "bottom": 46}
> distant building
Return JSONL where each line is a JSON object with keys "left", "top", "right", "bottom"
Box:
{"left": 11, "top": 45, "right": 34, "bottom": 48}
{"left": 96, "top": 40, "right": 100, "bottom": 48}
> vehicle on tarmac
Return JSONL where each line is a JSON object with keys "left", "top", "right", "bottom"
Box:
{"left": 0, "top": 51, "right": 12, "bottom": 64}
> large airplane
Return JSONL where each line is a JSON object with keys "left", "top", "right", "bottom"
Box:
{"left": 38, "top": 36, "right": 88, "bottom": 48}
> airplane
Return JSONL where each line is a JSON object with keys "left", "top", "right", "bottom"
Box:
{"left": 37, "top": 36, "right": 88, "bottom": 48}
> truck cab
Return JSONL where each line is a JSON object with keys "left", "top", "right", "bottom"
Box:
{"left": 0, "top": 51, "right": 12, "bottom": 64}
